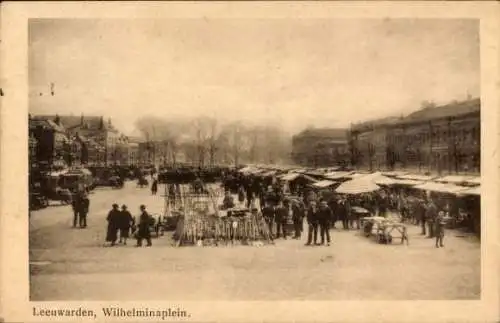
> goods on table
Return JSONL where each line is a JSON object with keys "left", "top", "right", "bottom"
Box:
{"left": 169, "top": 186, "right": 273, "bottom": 247}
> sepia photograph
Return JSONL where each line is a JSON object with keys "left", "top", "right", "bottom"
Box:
{"left": 27, "top": 17, "right": 483, "bottom": 302}
{"left": 1, "top": 2, "right": 499, "bottom": 322}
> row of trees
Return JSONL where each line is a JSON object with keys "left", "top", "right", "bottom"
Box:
{"left": 134, "top": 116, "right": 292, "bottom": 166}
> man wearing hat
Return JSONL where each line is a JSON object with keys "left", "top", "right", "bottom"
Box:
{"left": 78, "top": 191, "right": 90, "bottom": 228}
{"left": 317, "top": 200, "right": 333, "bottom": 246}
{"left": 275, "top": 200, "right": 289, "bottom": 239}
{"left": 118, "top": 205, "right": 134, "bottom": 245}
{"left": 426, "top": 199, "right": 438, "bottom": 239}
{"left": 106, "top": 204, "right": 121, "bottom": 246}
{"left": 136, "top": 204, "right": 152, "bottom": 247}
{"left": 305, "top": 201, "right": 319, "bottom": 246}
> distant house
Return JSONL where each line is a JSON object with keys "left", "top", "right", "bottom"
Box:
{"left": 29, "top": 115, "right": 70, "bottom": 169}
{"left": 292, "top": 128, "right": 350, "bottom": 167}
{"left": 32, "top": 115, "right": 122, "bottom": 166}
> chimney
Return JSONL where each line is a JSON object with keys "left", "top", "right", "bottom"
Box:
{"left": 81, "top": 113, "right": 84, "bottom": 125}
{"left": 54, "top": 114, "right": 61, "bottom": 126}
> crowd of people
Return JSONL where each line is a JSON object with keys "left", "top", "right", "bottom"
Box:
{"left": 66, "top": 167, "right": 453, "bottom": 249}
{"left": 105, "top": 204, "right": 154, "bottom": 247}
{"left": 221, "top": 171, "right": 450, "bottom": 248}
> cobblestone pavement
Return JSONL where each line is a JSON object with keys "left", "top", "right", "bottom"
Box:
{"left": 29, "top": 181, "right": 480, "bottom": 301}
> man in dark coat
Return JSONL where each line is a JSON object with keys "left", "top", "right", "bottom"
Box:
{"left": 274, "top": 200, "right": 288, "bottom": 239}
{"left": 317, "top": 201, "right": 332, "bottom": 246}
{"left": 71, "top": 193, "right": 81, "bottom": 228}
{"left": 78, "top": 192, "right": 90, "bottom": 228}
{"left": 136, "top": 204, "right": 152, "bottom": 247}
{"left": 292, "top": 200, "right": 305, "bottom": 239}
{"left": 337, "top": 198, "right": 348, "bottom": 230}
{"left": 118, "top": 204, "right": 134, "bottom": 245}
{"left": 151, "top": 178, "right": 158, "bottom": 195}
{"left": 426, "top": 200, "right": 438, "bottom": 238}
{"left": 305, "top": 201, "right": 319, "bottom": 246}
{"left": 328, "top": 198, "right": 338, "bottom": 229}
{"left": 262, "top": 201, "right": 275, "bottom": 239}
{"left": 417, "top": 199, "right": 427, "bottom": 235}
{"left": 106, "top": 204, "right": 121, "bottom": 246}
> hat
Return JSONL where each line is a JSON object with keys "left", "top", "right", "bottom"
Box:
{"left": 121, "top": 204, "right": 127, "bottom": 209}
{"left": 140, "top": 204, "right": 146, "bottom": 209}
{"left": 112, "top": 203, "right": 119, "bottom": 208}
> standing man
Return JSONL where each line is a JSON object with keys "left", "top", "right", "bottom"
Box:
{"left": 434, "top": 211, "right": 446, "bottom": 248}
{"left": 426, "top": 199, "right": 438, "bottom": 239}
{"left": 418, "top": 198, "right": 427, "bottom": 235}
{"left": 292, "top": 200, "right": 305, "bottom": 239}
{"left": 274, "top": 200, "right": 288, "bottom": 239}
{"left": 337, "top": 198, "right": 348, "bottom": 230}
{"left": 71, "top": 193, "right": 81, "bottom": 228}
{"left": 106, "top": 204, "right": 121, "bottom": 246}
{"left": 78, "top": 192, "right": 90, "bottom": 228}
{"left": 151, "top": 178, "right": 158, "bottom": 195}
{"left": 136, "top": 204, "right": 152, "bottom": 247}
{"left": 317, "top": 201, "right": 332, "bottom": 246}
{"left": 305, "top": 201, "right": 319, "bottom": 246}
{"left": 262, "top": 201, "right": 275, "bottom": 239}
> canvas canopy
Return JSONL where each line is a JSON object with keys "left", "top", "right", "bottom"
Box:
{"left": 414, "top": 182, "right": 467, "bottom": 194}
{"left": 464, "top": 177, "right": 481, "bottom": 186}
{"left": 382, "top": 171, "right": 408, "bottom": 177}
{"left": 312, "top": 180, "right": 337, "bottom": 188}
{"left": 374, "top": 176, "right": 398, "bottom": 186}
{"left": 280, "top": 173, "right": 301, "bottom": 181}
{"left": 335, "top": 178, "right": 381, "bottom": 194}
{"left": 435, "top": 175, "right": 476, "bottom": 184}
{"left": 324, "top": 171, "right": 354, "bottom": 180}
{"left": 458, "top": 186, "right": 480, "bottom": 196}
{"left": 397, "top": 174, "right": 436, "bottom": 181}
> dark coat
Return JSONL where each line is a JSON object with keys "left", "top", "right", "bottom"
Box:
{"left": 274, "top": 206, "right": 288, "bottom": 223}
{"left": 306, "top": 206, "right": 319, "bottom": 224}
{"left": 119, "top": 210, "right": 134, "bottom": 230}
{"left": 317, "top": 206, "right": 333, "bottom": 224}
{"left": 262, "top": 205, "right": 275, "bottom": 222}
{"left": 106, "top": 209, "right": 121, "bottom": 242}
{"left": 137, "top": 211, "right": 152, "bottom": 238}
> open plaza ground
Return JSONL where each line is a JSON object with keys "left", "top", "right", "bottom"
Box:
{"left": 29, "top": 181, "right": 480, "bottom": 301}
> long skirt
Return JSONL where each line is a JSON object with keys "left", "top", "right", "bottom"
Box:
{"left": 106, "top": 225, "right": 118, "bottom": 242}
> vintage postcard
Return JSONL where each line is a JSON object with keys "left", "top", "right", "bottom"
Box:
{"left": 1, "top": 1, "right": 499, "bottom": 322}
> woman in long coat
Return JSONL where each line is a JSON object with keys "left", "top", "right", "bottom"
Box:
{"left": 106, "top": 204, "right": 121, "bottom": 246}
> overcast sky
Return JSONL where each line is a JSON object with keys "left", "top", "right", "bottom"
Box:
{"left": 29, "top": 18, "right": 479, "bottom": 136}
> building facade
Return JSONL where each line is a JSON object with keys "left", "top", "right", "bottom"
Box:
{"left": 291, "top": 128, "right": 350, "bottom": 167}
{"left": 350, "top": 98, "right": 480, "bottom": 174}
{"left": 29, "top": 116, "right": 70, "bottom": 170}
{"left": 35, "top": 115, "right": 126, "bottom": 166}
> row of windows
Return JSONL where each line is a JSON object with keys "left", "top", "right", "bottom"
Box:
{"left": 387, "top": 126, "right": 479, "bottom": 145}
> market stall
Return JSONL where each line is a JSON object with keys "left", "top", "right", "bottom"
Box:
{"left": 360, "top": 216, "right": 409, "bottom": 245}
